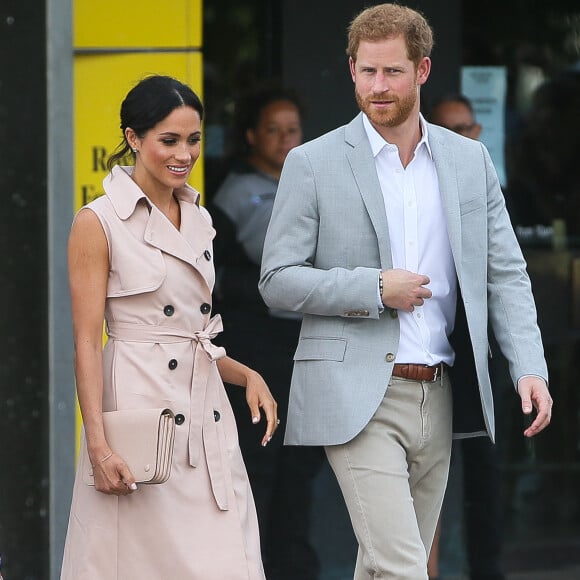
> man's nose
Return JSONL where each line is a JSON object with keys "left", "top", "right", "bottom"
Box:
{"left": 372, "top": 72, "right": 390, "bottom": 93}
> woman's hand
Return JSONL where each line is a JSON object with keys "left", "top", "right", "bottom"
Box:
{"left": 216, "top": 356, "right": 279, "bottom": 446}
{"left": 245, "top": 370, "right": 279, "bottom": 447}
{"left": 90, "top": 451, "right": 138, "bottom": 495}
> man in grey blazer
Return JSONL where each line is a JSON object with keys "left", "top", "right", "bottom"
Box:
{"left": 259, "top": 4, "right": 553, "bottom": 579}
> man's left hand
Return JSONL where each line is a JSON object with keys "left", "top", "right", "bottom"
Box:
{"left": 518, "top": 376, "right": 553, "bottom": 437}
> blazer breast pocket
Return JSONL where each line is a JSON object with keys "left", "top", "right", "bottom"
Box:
{"left": 294, "top": 337, "right": 347, "bottom": 362}
{"left": 459, "top": 197, "right": 485, "bottom": 217}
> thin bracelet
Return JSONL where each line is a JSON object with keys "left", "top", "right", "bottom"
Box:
{"left": 100, "top": 452, "right": 113, "bottom": 463}
{"left": 378, "top": 272, "right": 384, "bottom": 299}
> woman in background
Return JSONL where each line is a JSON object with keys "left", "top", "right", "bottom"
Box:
{"left": 210, "top": 86, "right": 326, "bottom": 580}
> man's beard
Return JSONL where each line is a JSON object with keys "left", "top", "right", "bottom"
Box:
{"left": 355, "top": 86, "right": 417, "bottom": 128}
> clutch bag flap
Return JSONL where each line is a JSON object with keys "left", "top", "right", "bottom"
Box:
{"left": 82, "top": 407, "right": 175, "bottom": 485}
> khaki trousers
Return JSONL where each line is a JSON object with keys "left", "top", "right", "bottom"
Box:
{"left": 325, "top": 373, "right": 453, "bottom": 580}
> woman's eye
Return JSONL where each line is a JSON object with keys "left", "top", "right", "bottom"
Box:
{"left": 162, "top": 139, "right": 177, "bottom": 145}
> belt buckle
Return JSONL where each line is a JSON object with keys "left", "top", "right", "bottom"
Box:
{"left": 431, "top": 364, "right": 440, "bottom": 382}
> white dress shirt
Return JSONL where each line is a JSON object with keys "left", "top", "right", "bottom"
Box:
{"left": 363, "top": 114, "right": 457, "bottom": 366}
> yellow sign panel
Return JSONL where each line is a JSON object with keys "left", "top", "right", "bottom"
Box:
{"left": 73, "top": 0, "right": 203, "bottom": 452}
{"left": 74, "top": 52, "right": 204, "bottom": 211}
{"left": 75, "top": 0, "right": 202, "bottom": 48}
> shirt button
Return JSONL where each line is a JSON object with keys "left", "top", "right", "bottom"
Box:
{"left": 200, "top": 303, "right": 211, "bottom": 315}
{"left": 163, "top": 304, "right": 175, "bottom": 316}
{"left": 168, "top": 359, "right": 178, "bottom": 370}
{"left": 175, "top": 413, "right": 185, "bottom": 425}
{"left": 385, "top": 353, "right": 395, "bottom": 362}
{"left": 214, "top": 410, "right": 221, "bottom": 422}
{"left": 204, "top": 249, "right": 212, "bottom": 261}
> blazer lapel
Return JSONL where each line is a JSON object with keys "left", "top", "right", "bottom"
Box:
{"left": 429, "top": 129, "right": 463, "bottom": 278}
{"left": 345, "top": 114, "right": 393, "bottom": 270}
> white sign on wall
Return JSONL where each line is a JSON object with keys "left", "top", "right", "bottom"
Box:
{"left": 461, "top": 66, "right": 507, "bottom": 187}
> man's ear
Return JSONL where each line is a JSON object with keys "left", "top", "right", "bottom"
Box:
{"left": 416, "top": 57, "right": 431, "bottom": 86}
{"left": 471, "top": 123, "right": 482, "bottom": 140}
{"left": 246, "top": 128, "right": 256, "bottom": 147}
{"left": 349, "top": 57, "right": 356, "bottom": 83}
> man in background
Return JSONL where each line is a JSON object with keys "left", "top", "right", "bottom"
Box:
{"left": 427, "top": 94, "right": 505, "bottom": 580}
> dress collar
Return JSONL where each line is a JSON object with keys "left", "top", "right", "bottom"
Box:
{"left": 102, "top": 165, "right": 201, "bottom": 220}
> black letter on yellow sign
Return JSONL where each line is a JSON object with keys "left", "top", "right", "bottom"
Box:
{"left": 92, "top": 146, "right": 108, "bottom": 172}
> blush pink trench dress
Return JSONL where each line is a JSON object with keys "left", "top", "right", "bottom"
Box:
{"left": 61, "top": 166, "right": 265, "bottom": 580}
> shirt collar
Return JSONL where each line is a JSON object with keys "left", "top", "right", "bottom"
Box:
{"left": 362, "top": 113, "right": 433, "bottom": 160}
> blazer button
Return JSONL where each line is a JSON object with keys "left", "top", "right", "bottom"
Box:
{"left": 385, "top": 353, "right": 395, "bottom": 362}
{"left": 200, "top": 302, "right": 211, "bottom": 315}
{"left": 213, "top": 410, "right": 221, "bottom": 422}
{"left": 175, "top": 413, "right": 185, "bottom": 425}
{"left": 390, "top": 309, "right": 398, "bottom": 319}
{"left": 204, "top": 249, "right": 212, "bottom": 261}
{"left": 168, "top": 359, "right": 178, "bottom": 370}
{"left": 163, "top": 304, "right": 175, "bottom": 316}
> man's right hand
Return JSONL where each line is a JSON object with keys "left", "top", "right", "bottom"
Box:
{"left": 380, "top": 269, "right": 432, "bottom": 312}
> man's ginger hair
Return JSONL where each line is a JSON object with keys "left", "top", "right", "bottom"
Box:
{"left": 347, "top": 3, "right": 434, "bottom": 67}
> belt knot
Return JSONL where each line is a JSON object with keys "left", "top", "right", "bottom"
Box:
{"left": 193, "top": 315, "right": 226, "bottom": 362}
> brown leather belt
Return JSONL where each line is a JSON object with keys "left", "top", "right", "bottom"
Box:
{"left": 392, "top": 363, "right": 448, "bottom": 382}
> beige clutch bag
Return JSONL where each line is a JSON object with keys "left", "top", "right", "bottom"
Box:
{"left": 82, "top": 408, "right": 176, "bottom": 485}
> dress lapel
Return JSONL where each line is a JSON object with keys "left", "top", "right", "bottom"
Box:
{"left": 104, "top": 166, "right": 216, "bottom": 280}
{"left": 143, "top": 196, "right": 215, "bottom": 272}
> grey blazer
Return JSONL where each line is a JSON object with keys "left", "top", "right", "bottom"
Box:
{"left": 259, "top": 113, "right": 548, "bottom": 446}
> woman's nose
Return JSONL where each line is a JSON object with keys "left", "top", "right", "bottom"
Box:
{"left": 175, "top": 143, "right": 192, "bottom": 160}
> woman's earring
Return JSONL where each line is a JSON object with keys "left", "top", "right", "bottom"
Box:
{"left": 132, "top": 147, "right": 138, "bottom": 153}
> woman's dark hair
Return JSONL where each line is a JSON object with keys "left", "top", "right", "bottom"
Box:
{"left": 107, "top": 75, "right": 204, "bottom": 170}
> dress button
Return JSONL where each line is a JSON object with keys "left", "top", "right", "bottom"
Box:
{"left": 200, "top": 302, "right": 211, "bottom": 315}
{"left": 204, "top": 249, "right": 212, "bottom": 261}
{"left": 390, "top": 309, "right": 398, "bottom": 319}
{"left": 214, "top": 410, "right": 221, "bottom": 422}
{"left": 385, "top": 353, "right": 395, "bottom": 362}
{"left": 168, "top": 359, "right": 178, "bottom": 370}
{"left": 163, "top": 304, "right": 175, "bottom": 316}
{"left": 175, "top": 413, "right": 185, "bottom": 425}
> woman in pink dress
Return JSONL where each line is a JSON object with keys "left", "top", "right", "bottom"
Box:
{"left": 61, "top": 75, "right": 278, "bottom": 580}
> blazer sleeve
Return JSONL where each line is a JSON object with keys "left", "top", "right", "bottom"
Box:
{"left": 481, "top": 143, "right": 548, "bottom": 386}
{"left": 259, "top": 146, "right": 381, "bottom": 319}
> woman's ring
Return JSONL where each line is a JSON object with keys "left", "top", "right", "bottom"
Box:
{"left": 276, "top": 419, "right": 281, "bottom": 425}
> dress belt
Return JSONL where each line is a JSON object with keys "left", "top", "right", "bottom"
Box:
{"left": 391, "top": 362, "right": 448, "bottom": 382}
{"left": 106, "top": 315, "right": 230, "bottom": 510}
